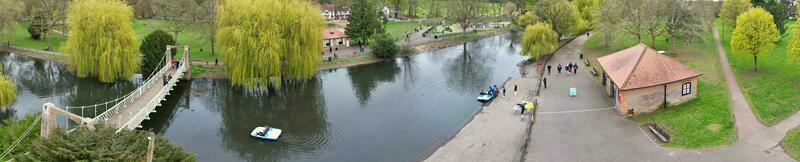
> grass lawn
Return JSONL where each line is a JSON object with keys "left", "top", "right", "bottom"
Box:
{"left": 715, "top": 19, "right": 800, "bottom": 126}
{"left": 1, "top": 23, "right": 67, "bottom": 52}
{"left": 583, "top": 30, "right": 735, "bottom": 148}
{"left": 2, "top": 20, "right": 217, "bottom": 62}
{"left": 384, "top": 21, "right": 423, "bottom": 39}
{"left": 783, "top": 126, "right": 800, "bottom": 160}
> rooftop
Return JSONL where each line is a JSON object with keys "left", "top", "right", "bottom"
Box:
{"left": 597, "top": 44, "right": 702, "bottom": 90}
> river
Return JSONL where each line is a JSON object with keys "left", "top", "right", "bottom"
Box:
{"left": 1, "top": 33, "right": 528, "bottom": 161}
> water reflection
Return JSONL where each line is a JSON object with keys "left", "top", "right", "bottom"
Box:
{"left": 0, "top": 52, "right": 137, "bottom": 119}
{"left": 346, "top": 60, "right": 401, "bottom": 104}
{"left": 4, "top": 33, "right": 530, "bottom": 161}
{"left": 444, "top": 42, "right": 496, "bottom": 94}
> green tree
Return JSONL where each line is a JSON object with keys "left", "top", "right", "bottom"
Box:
{"left": 14, "top": 125, "right": 195, "bottom": 161}
{"left": 521, "top": 23, "right": 558, "bottom": 59}
{"left": 140, "top": 30, "right": 176, "bottom": 79}
{"left": 596, "top": 0, "right": 623, "bottom": 47}
{"left": 535, "top": 0, "right": 583, "bottom": 38}
{"left": 665, "top": 0, "right": 711, "bottom": 49}
{"left": 347, "top": 0, "right": 384, "bottom": 46}
{"left": 720, "top": 0, "right": 753, "bottom": 41}
{"left": 516, "top": 11, "right": 540, "bottom": 29}
{"left": 447, "top": 0, "right": 483, "bottom": 33}
{"left": 0, "top": 0, "right": 24, "bottom": 41}
{"left": 0, "top": 114, "right": 39, "bottom": 157}
{"left": 216, "top": 0, "right": 324, "bottom": 90}
{"left": 372, "top": 34, "right": 398, "bottom": 59}
{"left": 573, "top": 0, "right": 598, "bottom": 29}
{"left": 731, "top": 7, "right": 779, "bottom": 70}
{"left": 62, "top": 0, "right": 140, "bottom": 83}
{"left": 787, "top": 4, "right": 800, "bottom": 62}
{"left": 753, "top": 0, "right": 792, "bottom": 35}
{"left": 0, "top": 66, "right": 16, "bottom": 109}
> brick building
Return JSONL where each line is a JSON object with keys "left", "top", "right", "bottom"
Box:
{"left": 323, "top": 28, "right": 350, "bottom": 49}
{"left": 597, "top": 44, "right": 701, "bottom": 115}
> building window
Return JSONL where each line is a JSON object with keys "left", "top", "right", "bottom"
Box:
{"left": 681, "top": 82, "right": 692, "bottom": 96}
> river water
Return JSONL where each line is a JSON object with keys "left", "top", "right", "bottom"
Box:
{"left": 1, "top": 33, "right": 528, "bottom": 161}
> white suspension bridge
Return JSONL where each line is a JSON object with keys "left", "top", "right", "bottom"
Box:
{"left": 40, "top": 45, "right": 192, "bottom": 137}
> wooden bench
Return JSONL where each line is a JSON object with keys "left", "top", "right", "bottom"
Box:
{"left": 584, "top": 60, "right": 591, "bottom": 66}
{"left": 648, "top": 124, "right": 671, "bottom": 143}
{"left": 590, "top": 68, "right": 598, "bottom": 76}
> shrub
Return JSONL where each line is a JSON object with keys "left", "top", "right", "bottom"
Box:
{"left": 372, "top": 34, "right": 398, "bottom": 59}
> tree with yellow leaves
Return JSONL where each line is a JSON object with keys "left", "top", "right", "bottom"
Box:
{"left": 720, "top": 0, "right": 753, "bottom": 41}
{"left": 521, "top": 23, "right": 559, "bottom": 59}
{"left": 0, "top": 66, "right": 16, "bottom": 110}
{"left": 216, "top": 0, "right": 324, "bottom": 90}
{"left": 731, "top": 7, "right": 779, "bottom": 70}
{"left": 788, "top": 4, "right": 800, "bottom": 63}
{"left": 62, "top": 0, "right": 140, "bottom": 83}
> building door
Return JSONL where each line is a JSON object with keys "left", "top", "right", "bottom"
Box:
{"left": 602, "top": 72, "right": 607, "bottom": 86}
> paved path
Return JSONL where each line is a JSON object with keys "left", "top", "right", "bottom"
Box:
{"left": 711, "top": 27, "right": 767, "bottom": 140}
{"left": 424, "top": 66, "right": 540, "bottom": 162}
{"left": 713, "top": 26, "right": 800, "bottom": 152}
{"left": 423, "top": 33, "right": 543, "bottom": 161}
{"left": 524, "top": 34, "right": 794, "bottom": 162}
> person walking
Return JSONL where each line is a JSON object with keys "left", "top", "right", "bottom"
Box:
{"left": 543, "top": 77, "right": 547, "bottom": 89}
{"left": 547, "top": 65, "right": 552, "bottom": 74}
{"left": 502, "top": 86, "right": 507, "bottom": 97}
{"left": 574, "top": 64, "right": 578, "bottom": 73}
{"left": 215, "top": 58, "right": 218, "bottom": 66}
{"left": 514, "top": 84, "right": 518, "bottom": 96}
{"left": 557, "top": 64, "right": 562, "bottom": 74}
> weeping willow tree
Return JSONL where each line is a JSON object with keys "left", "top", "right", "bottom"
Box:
{"left": 0, "top": 66, "right": 16, "bottom": 110}
{"left": 216, "top": 0, "right": 324, "bottom": 90}
{"left": 62, "top": 0, "right": 140, "bottom": 83}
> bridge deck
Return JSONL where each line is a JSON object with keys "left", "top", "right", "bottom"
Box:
{"left": 107, "top": 69, "right": 177, "bottom": 128}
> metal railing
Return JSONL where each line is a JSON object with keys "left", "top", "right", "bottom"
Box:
{"left": 93, "top": 56, "right": 175, "bottom": 125}
{"left": 116, "top": 53, "right": 188, "bottom": 132}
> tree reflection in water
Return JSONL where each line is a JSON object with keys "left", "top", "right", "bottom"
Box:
{"left": 346, "top": 60, "right": 401, "bottom": 104}
{"left": 0, "top": 53, "right": 136, "bottom": 118}
{"left": 215, "top": 78, "right": 328, "bottom": 161}
{"left": 444, "top": 42, "right": 496, "bottom": 94}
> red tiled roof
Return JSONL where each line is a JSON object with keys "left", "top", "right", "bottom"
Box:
{"left": 323, "top": 28, "right": 348, "bottom": 39}
{"left": 597, "top": 43, "right": 701, "bottom": 90}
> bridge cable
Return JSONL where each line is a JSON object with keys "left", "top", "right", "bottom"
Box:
{"left": 0, "top": 114, "right": 42, "bottom": 159}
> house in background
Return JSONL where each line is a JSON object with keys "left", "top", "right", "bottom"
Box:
{"left": 597, "top": 44, "right": 702, "bottom": 115}
{"left": 323, "top": 28, "right": 349, "bottom": 49}
{"left": 320, "top": 4, "right": 350, "bottom": 21}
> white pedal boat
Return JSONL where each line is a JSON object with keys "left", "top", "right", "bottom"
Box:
{"left": 251, "top": 126, "right": 282, "bottom": 141}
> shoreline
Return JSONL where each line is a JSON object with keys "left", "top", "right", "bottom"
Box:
{"left": 2, "top": 29, "right": 511, "bottom": 80}
{"left": 419, "top": 34, "right": 581, "bottom": 161}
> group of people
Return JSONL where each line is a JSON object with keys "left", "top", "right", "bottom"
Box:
{"left": 480, "top": 85, "right": 500, "bottom": 96}
{"left": 546, "top": 63, "right": 579, "bottom": 75}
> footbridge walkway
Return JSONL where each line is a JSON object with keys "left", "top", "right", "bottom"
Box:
{"left": 40, "top": 45, "right": 192, "bottom": 137}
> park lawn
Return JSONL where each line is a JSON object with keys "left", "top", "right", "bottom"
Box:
{"left": 583, "top": 31, "right": 735, "bottom": 148}
{"left": 715, "top": 19, "right": 800, "bottom": 126}
{"left": 385, "top": 21, "right": 423, "bottom": 39}
{"left": 3, "top": 20, "right": 216, "bottom": 62}
{"left": 783, "top": 126, "right": 800, "bottom": 160}
{"left": 1, "top": 23, "right": 67, "bottom": 52}
{"left": 134, "top": 19, "right": 216, "bottom": 62}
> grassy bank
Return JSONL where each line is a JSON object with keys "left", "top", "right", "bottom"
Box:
{"left": 783, "top": 126, "right": 800, "bottom": 160}
{"left": 583, "top": 31, "right": 735, "bottom": 148}
{"left": 715, "top": 19, "right": 800, "bottom": 126}
{"left": 385, "top": 21, "right": 423, "bottom": 39}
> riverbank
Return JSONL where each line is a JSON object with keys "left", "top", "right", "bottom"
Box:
{"left": 422, "top": 33, "right": 579, "bottom": 161}
{"left": 2, "top": 28, "right": 511, "bottom": 80}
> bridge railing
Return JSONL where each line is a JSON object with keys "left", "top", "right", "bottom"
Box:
{"left": 93, "top": 57, "right": 173, "bottom": 124}
{"left": 117, "top": 53, "right": 188, "bottom": 132}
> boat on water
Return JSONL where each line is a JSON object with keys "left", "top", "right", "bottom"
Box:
{"left": 251, "top": 126, "right": 282, "bottom": 141}
{"left": 477, "top": 93, "right": 495, "bottom": 102}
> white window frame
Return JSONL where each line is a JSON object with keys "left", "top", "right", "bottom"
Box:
{"left": 681, "top": 82, "right": 692, "bottom": 96}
